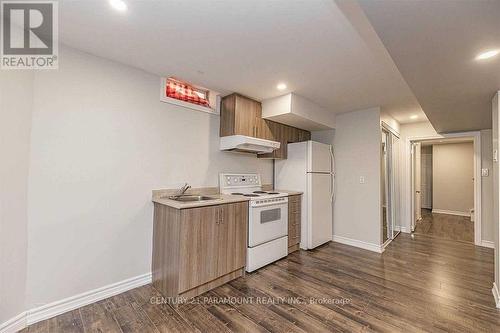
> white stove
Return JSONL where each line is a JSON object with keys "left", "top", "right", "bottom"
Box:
{"left": 220, "top": 173, "right": 289, "bottom": 272}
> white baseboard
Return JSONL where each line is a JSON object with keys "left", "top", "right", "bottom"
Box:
{"left": 27, "top": 272, "right": 152, "bottom": 325}
{"left": 481, "top": 240, "right": 495, "bottom": 249}
{"left": 332, "top": 235, "right": 384, "bottom": 253}
{"left": 0, "top": 312, "right": 26, "bottom": 333}
{"left": 0, "top": 272, "right": 152, "bottom": 332}
{"left": 432, "top": 209, "right": 470, "bottom": 217}
{"left": 493, "top": 282, "right": 500, "bottom": 308}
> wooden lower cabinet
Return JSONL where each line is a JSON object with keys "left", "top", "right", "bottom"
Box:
{"left": 217, "top": 202, "right": 248, "bottom": 275}
{"left": 288, "top": 194, "right": 301, "bottom": 253}
{"left": 152, "top": 201, "right": 248, "bottom": 299}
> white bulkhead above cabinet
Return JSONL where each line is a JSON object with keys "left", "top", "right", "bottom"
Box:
{"left": 262, "top": 93, "right": 336, "bottom": 131}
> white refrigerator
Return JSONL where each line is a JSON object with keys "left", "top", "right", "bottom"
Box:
{"left": 275, "top": 141, "right": 334, "bottom": 250}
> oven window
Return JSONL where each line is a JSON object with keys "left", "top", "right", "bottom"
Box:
{"left": 260, "top": 208, "right": 281, "bottom": 223}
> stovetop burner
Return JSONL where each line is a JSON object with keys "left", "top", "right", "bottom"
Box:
{"left": 253, "top": 191, "right": 267, "bottom": 194}
{"left": 231, "top": 192, "right": 261, "bottom": 197}
{"left": 267, "top": 192, "right": 280, "bottom": 194}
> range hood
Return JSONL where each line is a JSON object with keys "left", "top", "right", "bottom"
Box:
{"left": 220, "top": 135, "right": 280, "bottom": 154}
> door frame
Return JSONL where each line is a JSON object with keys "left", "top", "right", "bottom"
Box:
{"left": 410, "top": 142, "right": 422, "bottom": 230}
{"left": 381, "top": 128, "right": 392, "bottom": 244}
{"left": 381, "top": 122, "right": 401, "bottom": 247}
{"left": 404, "top": 131, "right": 482, "bottom": 245}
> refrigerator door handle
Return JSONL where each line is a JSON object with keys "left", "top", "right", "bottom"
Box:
{"left": 329, "top": 146, "right": 334, "bottom": 174}
{"left": 331, "top": 174, "right": 335, "bottom": 202}
{"left": 329, "top": 146, "right": 335, "bottom": 202}
{"left": 329, "top": 175, "right": 333, "bottom": 202}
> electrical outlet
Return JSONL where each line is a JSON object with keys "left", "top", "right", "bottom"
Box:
{"left": 359, "top": 176, "right": 366, "bottom": 184}
{"left": 482, "top": 168, "right": 489, "bottom": 177}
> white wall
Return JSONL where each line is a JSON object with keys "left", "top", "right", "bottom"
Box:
{"left": 432, "top": 143, "right": 474, "bottom": 214}
{"left": 331, "top": 108, "right": 381, "bottom": 245}
{"left": 380, "top": 111, "right": 400, "bottom": 135}
{"left": 311, "top": 129, "right": 334, "bottom": 146}
{"left": 24, "top": 46, "right": 273, "bottom": 309}
{"left": 0, "top": 71, "right": 33, "bottom": 323}
{"left": 400, "top": 121, "right": 437, "bottom": 139}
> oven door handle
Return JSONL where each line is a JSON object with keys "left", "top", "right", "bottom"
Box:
{"left": 251, "top": 202, "right": 288, "bottom": 208}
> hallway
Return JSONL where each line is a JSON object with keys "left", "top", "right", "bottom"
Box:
{"left": 415, "top": 209, "right": 474, "bottom": 243}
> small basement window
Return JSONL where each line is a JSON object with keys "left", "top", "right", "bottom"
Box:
{"left": 160, "top": 77, "right": 220, "bottom": 114}
{"left": 166, "top": 77, "right": 209, "bottom": 106}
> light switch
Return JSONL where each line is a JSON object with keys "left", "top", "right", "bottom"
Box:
{"left": 482, "top": 168, "right": 489, "bottom": 177}
{"left": 359, "top": 176, "right": 366, "bottom": 184}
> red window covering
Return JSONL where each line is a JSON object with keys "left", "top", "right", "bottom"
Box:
{"left": 165, "top": 78, "right": 210, "bottom": 107}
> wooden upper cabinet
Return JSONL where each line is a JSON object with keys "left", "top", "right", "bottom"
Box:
{"left": 258, "top": 124, "right": 311, "bottom": 159}
{"left": 220, "top": 93, "right": 311, "bottom": 159}
{"left": 298, "top": 129, "right": 311, "bottom": 142}
{"left": 220, "top": 93, "right": 261, "bottom": 137}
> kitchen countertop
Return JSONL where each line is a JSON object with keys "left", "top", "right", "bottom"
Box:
{"left": 275, "top": 189, "right": 303, "bottom": 196}
{"left": 152, "top": 193, "right": 251, "bottom": 210}
{"left": 152, "top": 187, "right": 303, "bottom": 209}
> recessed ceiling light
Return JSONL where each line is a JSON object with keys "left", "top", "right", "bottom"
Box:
{"left": 410, "top": 115, "right": 418, "bottom": 120}
{"left": 109, "top": 0, "right": 127, "bottom": 12}
{"left": 276, "top": 83, "right": 287, "bottom": 91}
{"left": 475, "top": 49, "right": 500, "bottom": 61}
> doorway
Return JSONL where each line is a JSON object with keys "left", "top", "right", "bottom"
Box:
{"left": 409, "top": 136, "right": 479, "bottom": 243}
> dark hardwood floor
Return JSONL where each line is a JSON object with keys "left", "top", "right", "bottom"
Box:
{"left": 415, "top": 209, "right": 474, "bottom": 243}
{"left": 20, "top": 233, "right": 498, "bottom": 333}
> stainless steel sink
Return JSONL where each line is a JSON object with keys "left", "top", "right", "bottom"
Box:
{"left": 168, "top": 195, "right": 218, "bottom": 202}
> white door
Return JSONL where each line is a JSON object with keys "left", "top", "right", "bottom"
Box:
{"left": 308, "top": 141, "right": 332, "bottom": 173}
{"left": 305, "top": 173, "right": 333, "bottom": 249}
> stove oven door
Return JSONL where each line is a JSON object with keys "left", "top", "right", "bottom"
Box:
{"left": 248, "top": 201, "right": 288, "bottom": 247}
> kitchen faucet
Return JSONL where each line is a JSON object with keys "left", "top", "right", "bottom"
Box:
{"left": 177, "top": 183, "right": 191, "bottom": 197}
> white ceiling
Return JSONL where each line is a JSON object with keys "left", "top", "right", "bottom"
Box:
{"left": 359, "top": 0, "right": 500, "bottom": 133}
{"left": 57, "top": 0, "right": 425, "bottom": 125}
